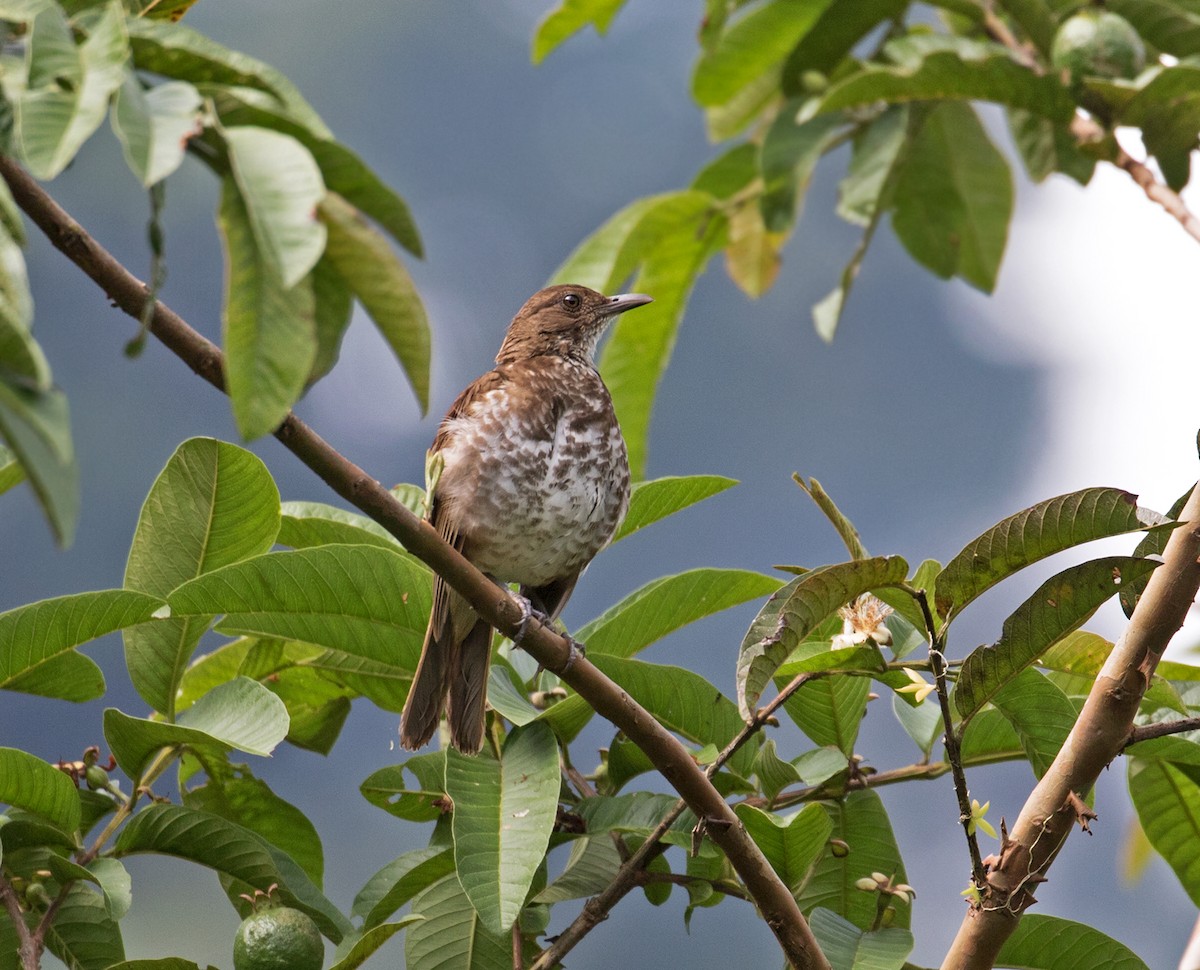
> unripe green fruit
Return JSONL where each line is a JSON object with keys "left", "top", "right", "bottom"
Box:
{"left": 233, "top": 905, "right": 323, "bottom": 970}
{"left": 84, "top": 765, "right": 110, "bottom": 790}
{"left": 1051, "top": 10, "right": 1145, "bottom": 81}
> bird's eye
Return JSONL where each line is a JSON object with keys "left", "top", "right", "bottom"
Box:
{"left": 562, "top": 293, "right": 582, "bottom": 311}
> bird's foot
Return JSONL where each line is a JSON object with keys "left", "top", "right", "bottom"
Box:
{"left": 511, "top": 595, "right": 551, "bottom": 645}
{"left": 559, "top": 635, "right": 587, "bottom": 673}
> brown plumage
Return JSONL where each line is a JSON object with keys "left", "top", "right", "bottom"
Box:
{"left": 399, "top": 284, "right": 652, "bottom": 754}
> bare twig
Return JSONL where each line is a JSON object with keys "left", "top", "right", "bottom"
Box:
{"left": 941, "top": 483, "right": 1200, "bottom": 970}
{"left": 1124, "top": 715, "right": 1200, "bottom": 750}
{"left": 0, "top": 155, "right": 830, "bottom": 970}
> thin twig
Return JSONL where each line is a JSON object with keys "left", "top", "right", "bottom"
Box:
{"left": 1124, "top": 715, "right": 1200, "bottom": 750}
{"left": 0, "top": 155, "right": 830, "bottom": 970}
{"left": 0, "top": 877, "right": 39, "bottom": 970}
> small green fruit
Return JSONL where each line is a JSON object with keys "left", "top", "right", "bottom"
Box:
{"left": 1051, "top": 9, "right": 1145, "bottom": 81}
{"left": 233, "top": 905, "right": 324, "bottom": 970}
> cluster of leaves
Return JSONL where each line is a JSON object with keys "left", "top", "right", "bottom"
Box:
{"left": 534, "top": 0, "right": 1200, "bottom": 477}
{"left": 0, "top": 0, "right": 429, "bottom": 546}
{"left": 3, "top": 432, "right": 1200, "bottom": 970}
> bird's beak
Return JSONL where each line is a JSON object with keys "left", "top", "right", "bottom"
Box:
{"left": 605, "top": 293, "right": 653, "bottom": 315}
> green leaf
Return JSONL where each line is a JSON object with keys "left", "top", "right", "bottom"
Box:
{"left": 8, "top": 2, "right": 129, "bottom": 179}
{"left": 352, "top": 846, "right": 454, "bottom": 930}
{"left": 535, "top": 836, "right": 622, "bottom": 903}
{"left": 124, "top": 437, "right": 280, "bottom": 717}
{"left": 217, "top": 176, "right": 317, "bottom": 440}
{"left": 0, "top": 746, "right": 81, "bottom": 832}
{"left": 43, "top": 883, "right": 125, "bottom": 970}
{"left": 588, "top": 655, "right": 758, "bottom": 776}
{"left": 753, "top": 738, "right": 802, "bottom": 802}
{"left": 0, "top": 379, "right": 79, "bottom": 546}
{"left": 105, "top": 961, "right": 210, "bottom": 970}
{"left": 0, "top": 589, "right": 162, "bottom": 702}
{"left": 781, "top": 0, "right": 909, "bottom": 92}
{"left": 267, "top": 666, "right": 353, "bottom": 754}
{"left": 610, "top": 474, "right": 736, "bottom": 542}
{"left": 223, "top": 125, "right": 326, "bottom": 288}
{"left": 820, "top": 40, "right": 1074, "bottom": 119}
{"left": 406, "top": 874, "right": 510, "bottom": 970}
{"left": 88, "top": 856, "right": 131, "bottom": 920}
{"left": 308, "top": 254, "right": 354, "bottom": 383}
{"left": 990, "top": 669, "right": 1077, "bottom": 778}
{"left": 111, "top": 77, "right": 202, "bottom": 187}
{"left": 955, "top": 556, "right": 1158, "bottom": 722}
{"left": 0, "top": 234, "right": 45, "bottom": 392}
{"left": 317, "top": 191, "right": 430, "bottom": 413}
{"left": 104, "top": 677, "right": 289, "bottom": 777}
{"left": 959, "top": 707, "right": 1025, "bottom": 766}
{"left": 446, "top": 721, "right": 560, "bottom": 934}
{"left": 113, "top": 803, "right": 349, "bottom": 941}
{"left": 575, "top": 793, "right": 697, "bottom": 848}
{"left": 1129, "top": 757, "right": 1200, "bottom": 908}
{"left": 737, "top": 556, "right": 908, "bottom": 720}
{"left": 798, "top": 790, "right": 910, "bottom": 930}
{"left": 995, "top": 913, "right": 1151, "bottom": 970}
{"left": 890, "top": 101, "right": 1013, "bottom": 292}
{"left": 1006, "top": 107, "right": 1096, "bottom": 185}
{"left": 692, "top": 0, "right": 836, "bottom": 107}
{"left": 809, "top": 907, "right": 914, "bottom": 970}
{"left": 735, "top": 803, "right": 833, "bottom": 895}
{"left": 168, "top": 545, "right": 431, "bottom": 671}
{"left": 1111, "top": 62, "right": 1200, "bottom": 191}
{"left": 278, "top": 500, "right": 404, "bottom": 551}
{"left": 0, "top": 442, "right": 25, "bottom": 495}
{"left": 1108, "top": 0, "right": 1200, "bottom": 58}
{"left": 782, "top": 673, "right": 872, "bottom": 755}
{"left": 795, "top": 475, "right": 870, "bottom": 559}
{"left": 126, "top": 18, "right": 329, "bottom": 137}
{"left": 935, "top": 487, "right": 1161, "bottom": 618}
{"left": 554, "top": 190, "right": 723, "bottom": 479}
{"left": 759, "top": 106, "right": 846, "bottom": 233}
{"left": 531, "top": 0, "right": 627, "bottom": 64}
{"left": 359, "top": 752, "right": 447, "bottom": 823}
{"left": 328, "top": 917, "right": 421, "bottom": 970}
{"left": 575, "top": 567, "right": 783, "bottom": 658}
{"left": 892, "top": 692, "right": 942, "bottom": 757}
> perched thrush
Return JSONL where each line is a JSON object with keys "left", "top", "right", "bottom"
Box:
{"left": 399, "top": 284, "right": 653, "bottom": 754}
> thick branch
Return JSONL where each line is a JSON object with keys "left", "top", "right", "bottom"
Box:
{"left": 0, "top": 156, "right": 829, "bottom": 970}
{"left": 941, "top": 482, "right": 1200, "bottom": 970}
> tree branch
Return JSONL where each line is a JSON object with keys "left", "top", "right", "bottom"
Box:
{"left": 941, "top": 482, "right": 1200, "bottom": 970}
{"left": 0, "top": 155, "right": 830, "bottom": 970}
{"left": 1124, "top": 715, "right": 1200, "bottom": 749}
{"left": 0, "top": 876, "right": 39, "bottom": 970}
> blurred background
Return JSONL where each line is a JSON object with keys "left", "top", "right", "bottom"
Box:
{"left": 1, "top": 0, "right": 1198, "bottom": 966}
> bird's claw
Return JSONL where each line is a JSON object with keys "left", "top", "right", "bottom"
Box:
{"left": 512, "top": 595, "right": 550, "bottom": 645}
{"left": 560, "top": 635, "right": 586, "bottom": 673}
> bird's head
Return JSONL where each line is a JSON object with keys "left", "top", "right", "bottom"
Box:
{"left": 495, "top": 284, "right": 652, "bottom": 365}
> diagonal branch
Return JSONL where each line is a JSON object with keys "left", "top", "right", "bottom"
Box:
{"left": 0, "top": 155, "right": 830, "bottom": 970}
{"left": 940, "top": 480, "right": 1200, "bottom": 969}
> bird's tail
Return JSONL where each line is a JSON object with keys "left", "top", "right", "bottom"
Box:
{"left": 399, "top": 618, "right": 453, "bottom": 751}
{"left": 446, "top": 619, "right": 494, "bottom": 755}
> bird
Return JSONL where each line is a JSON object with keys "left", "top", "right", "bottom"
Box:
{"left": 399, "top": 283, "right": 653, "bottom": 754}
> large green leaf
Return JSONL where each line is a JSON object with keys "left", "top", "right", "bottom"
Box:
{"left": 1111, "top": 62, "right": 1200, "bottom": 191}
{"left": 278, "top": 500, "right": 404, "bottom": 551}
{"left": 185, "top": 768, "right": 323, "bottom": 887}
{"left": 935, "top": 488, "right": 1161, "bottom": 618}
{"left": 955, "top": 556, "right": 1158, "bottom": 722}
{"left": 809, "top": 908, "right": 914, "bottom": 970}
{"left": 124, "top": 437, "right": 280, "bottom": 717}
{"left": 445, "top": 721, "right": 560, "bottom": 933}
{"left": 217, "top": 178, "right": 317, "bottom": 439}
{"left": 780, "top": 0, "right": 909, "bottom": 92}
{"left": 735, "top": 803, "right": 833, "bottom": 896}
{"left": 113, "top": 803, "right": 349, "bottom": 940}
{"left": 8, "top": 2, "right": 128, "bottom": 180}
{"left": 535, "top": 836, "right": 622, "bottom": 903}
{"left": 782, "top": 672, "right": 872, "bottom": 756}
{"left": 737, "top": 556, "right": 908, "bottom": 720}
{"left": 328, "top": 917, "right": 421, "bottom": 970}
{"left": 405, "top": 874, "right": 510, "bottom": 970}
{"left": 352, "top": 846, "right": 455, "bottom": 930}
{"left": 111, "top": 77, "right": 202, "bottom": 187}
{"left": 104, "top": 677, "right": 288, "bottom": 777}
{"left": 588, "top": 654, "right": 758, "bottom": 776}
{"left": 0, "top": 746, "right": 81, "bottom": 832}
{"left": 798, "top": 791, "right": 910, "bottom": 930}
{"left": 1128, "top": 757, "right": 1200, "bottom": 907}
{"left": 995, "top": 913, "right": 1151, "bottom": 969}
{"left": 820, "top": 38, "right": 1074, "bottom": 120}
{"left": 610, "top": 474, "right": 736, "bottom": 542}
{"left": 553, "top": 190, "right": 723, "bottom": 479}
{"left": 890, "top": 101, "right": 1012, "bottom": 292}
{"left": 759, "top": 106, "right": 846, "bottom": 233}
{"left": 1006, "top": 107, "right": 1096, "bottom": 185}
{"left": 43, "top": 883, "right": 124, "bottom": 970}
{"left": 531, "top": 0, "right": 628, "bottom": 64}
{"left": 359, "top": 752, "right": 447, "bottom": 823}
{"left": 692, "top": 0, "right": 836, "bottom": 107}
{"left": 168, "top": 545, "right": 431, "bottom": 670}
{"left": 1108, "top": 0, "right": 1200, "bottom": 58}
{"left": 990, "top": 669, "right": 1077, "bottom": 778}
{"left": 575, "top": 568, "right": 783, "bottom": 658}
{"left": 317, "top": 191, "right": 429, "bottom": 413}
{"left": 0, "top": 589, "right": 162, "bottom": 701}
{"left": 126, "top": 18, "right": 328, "bottom": 136}
{"left": 0, "top": 379, "right": 78, "bottom": 545}
{"left": 224, "top": 125, "right": 326, "bottom": 288}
